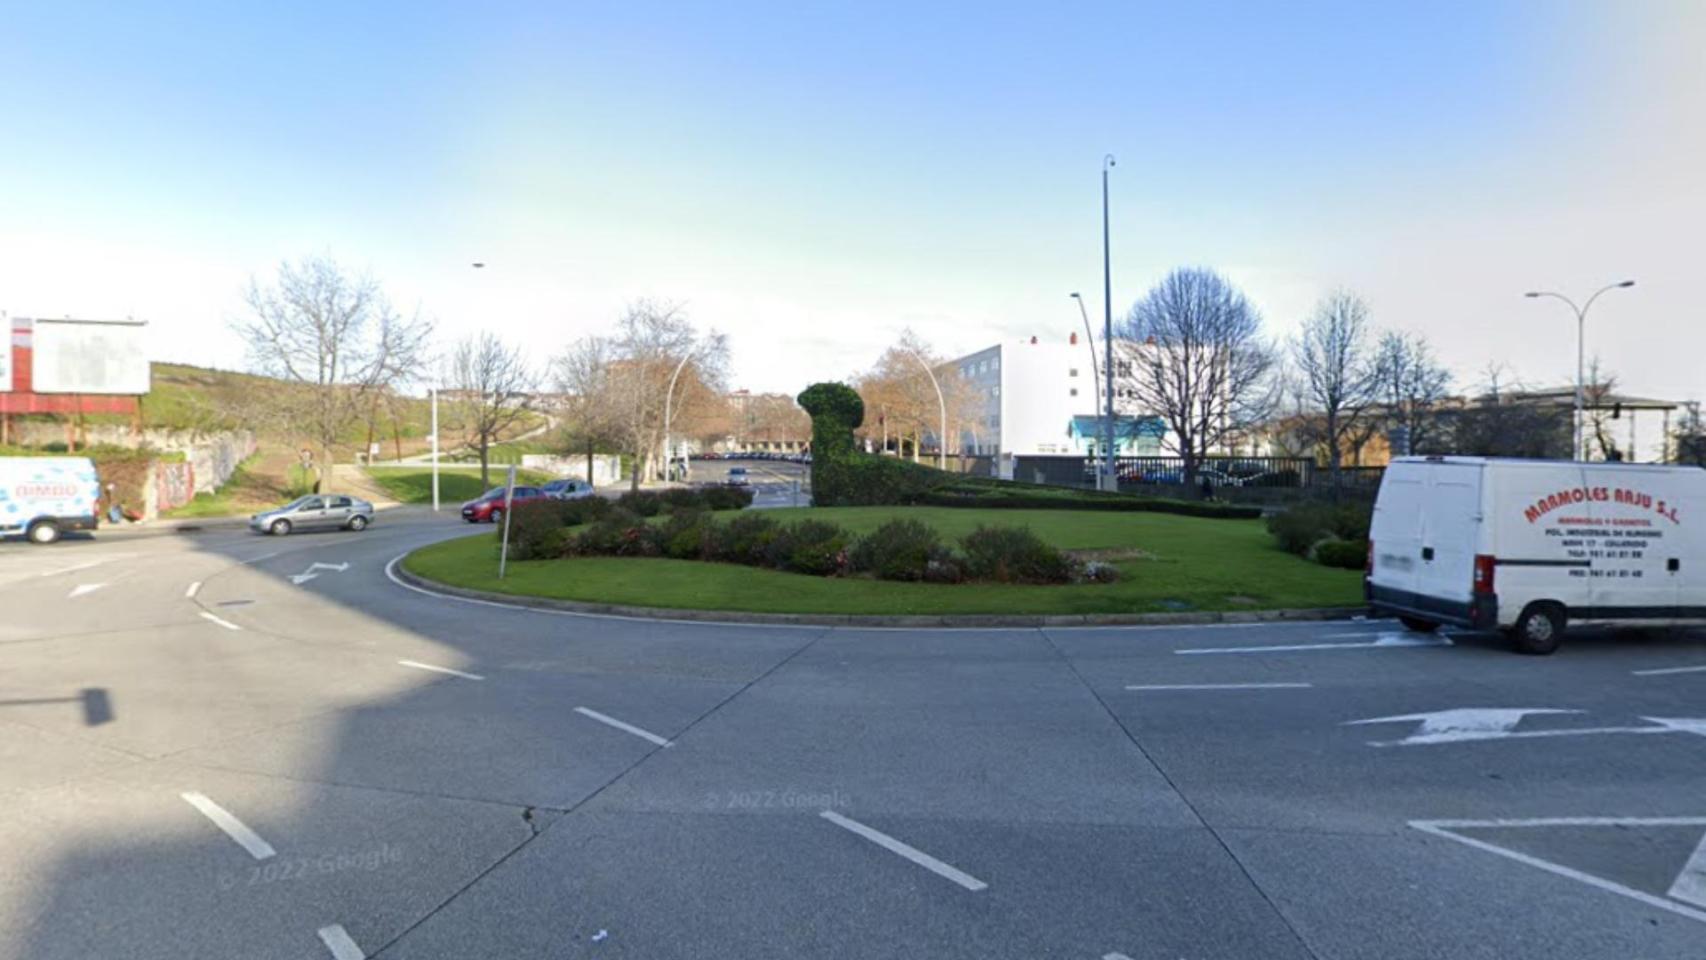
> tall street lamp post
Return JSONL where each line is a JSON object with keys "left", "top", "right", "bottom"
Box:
{"left": 899, "top": 343, "right": 948, "bottom": 471}
{"left": 1101, "top": 154, "right": 1117, "bottom": 491}
{"left": 1524, "top": 280, "right": 1635, "bottom": 460}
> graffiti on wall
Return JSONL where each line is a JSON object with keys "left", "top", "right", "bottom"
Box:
{"left": 156, "top": 462, "right": 196, "bottom": 513}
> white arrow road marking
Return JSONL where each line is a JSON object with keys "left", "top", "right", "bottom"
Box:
{"left": 1348, "top": 708, "right": 1580, "bottom": 745}
{"left": 1177, "top": 633, "right": 1452, "bottom": 655}
{"left": 1411, "top": 817, "right": 1706, "bottom": 925}
{"left": 574, "top": 707, "right": 673, "bottom": 747}
{"left": 1104, "top": 954, "right": 1136, "bottom": 960}
{"left": 1350, "top": 710, "right": 1706, "bottom": 747}
{"left": 820, "top": 810, "right": 988, "bottom": 892}
{"left": 198, "top": 611, "right": 242, "bottom": 631}
{"left": 66, "top": 583, "right": 107, "bottom": 599}
{"left": 180, "top": 792, "right": 275, "bottom": 860}
{"left": 1670, "top": 830, "right": 1706, "bottom": 908}
{"left": 317, "top": 924, "right": 366, "bottom": 960}
{"left": 397, "top": 660, "right": 485, "bottom": 681}
{"left": 290, "top": 562, "right": 351, "bottom": 585}
{"left": 185, "top": 581, "right": 202, "bottom": 599}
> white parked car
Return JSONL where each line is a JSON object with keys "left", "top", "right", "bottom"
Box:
{"left": 1367, "top": 456, "right": 1705, "bottom": 654}
{"left": 0, "top": 456, "right": 100, "bottom": 544}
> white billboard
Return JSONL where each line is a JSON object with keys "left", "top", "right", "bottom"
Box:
{"left": 30, "top": 319, "right": 150, "bottom": 395}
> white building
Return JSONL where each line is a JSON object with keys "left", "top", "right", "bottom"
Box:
{"left": 947, "top": 334, "right": 1162, "bottom": 458}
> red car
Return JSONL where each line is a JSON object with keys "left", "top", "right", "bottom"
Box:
{"left": 460, "top": 485, "right": 548, "bottom": 523}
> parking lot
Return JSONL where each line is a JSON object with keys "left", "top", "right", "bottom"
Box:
{"left": 2, "top": 516, "right": 1704, "bottom": 958}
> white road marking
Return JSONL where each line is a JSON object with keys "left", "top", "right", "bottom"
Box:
{"left": 40, "top": 558, "right": 118, "bottom": 577}
{"left": 317, "top": 924, "right": 366, "bottom": 960}
{"left": 1348, "top": 708, "right": 1579, "bottom": 745}
{"left": 1410, "top": 817, "right": 1706, "bottom": 925}
{"left": 1104, "top": 954, "right": 1135, "bottom": 960}
{"left": 185, "top": 581, "right": 202, "bottom": 599}
{"left": 1352, "top": 711, "right": 1706, "bottom": 747}
{"left": 819, "top": 810, "right": 988, "bottom": 892}
{"left": 1177, "top": 633, "right": 1452, "bottom": 655}
{"left": 291, "top": 561, "right": 351, "bottom": 585}
{"left": 198, "top": 611, "right": 242, "bottom": 631}
{"left": 573, "top": 707, "right": 673, "bottom": 747}
{"left": 1127, "top": 682, "right": 1312, "bottom": 691}
{"left": 66, "top": 583, "right": 107, "bottom": 599}
{"left": 241, "top": 550, "right": 282, "bottom": 565}
{"left": 180, "top": 792, "right": 276, "bottom": 860}
{"left": 1671, "top": 829, "right": 1706, "bottom": 908}
{"left": 397, "top": 659, "right": 485, "bottom": 681}
{"left": 1634, "top": 664, "right": 1706, "bottom": 677}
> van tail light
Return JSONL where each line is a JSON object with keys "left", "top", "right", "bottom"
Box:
{"left": 1365, "top": 540, "right": 1375, "bottom": 575}
{"left": 1473, "top": 554, "right": 1496, "bottom": 596}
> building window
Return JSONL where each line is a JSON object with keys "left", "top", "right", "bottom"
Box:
{"left": 992, "top": 386, "right": 1000, "bottom": 397}
{"left": 1069, "top": 368, "right": 1079, "bottom": 377}
{"left": 1069, "top": 388, "right": 1078, "bottom": 397}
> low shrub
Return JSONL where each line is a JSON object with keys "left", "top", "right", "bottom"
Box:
{"left": 571, "top": 509, "right": 663, "bottom": 557}
{"left": 659, "top": 487, "right": 704, "bottom": 509}
{"left": 923, "top": 558, "right": 964, "bottom": 584}
{"left": 850, "top": 519, "right": 947, "bottom": 581}
{"left": 1266, "top": 501, "right": 1373, "bottom": 556}
{"left": 1079, "top": 561, "right": 1122, "bottom": 584}
{"left": 959, "top": 525, "right": 1076, "bottom": 584}
{"left": 660, "top": 508, "right": 713, "bottom": 560}
{"left": 1314, "top": 538, "right": 1368, "bottom": 570}
{"left": 506, "top": 500, "right": 575, "bottom": 561}
{"left": 767, "top": 519, "right": 851, "bottom": 576}
{"left": 710, "top": 512, "right": 783, "bottom": 566}
{"left": 701, "top": 485, "right": 755, "bottom": 511}
{"left": 560, "top": 496, "right": 613, "bottom": 526}
{"left": 616, "top": 491, "right": 666, "bottom": 517}
{"left": 920, "top": 487, "right": 1262, "bottom": 519}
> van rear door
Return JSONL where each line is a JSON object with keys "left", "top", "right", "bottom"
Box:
{"left": 1415, "top": 461, "right": 1483, "bottom": 608}
{"left": 1369, "top": 461, "right": 1427, "bottom": 598}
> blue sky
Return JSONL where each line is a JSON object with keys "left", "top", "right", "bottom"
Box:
{"left": 2, "top": 1, "right": 1701, "bottom": 402}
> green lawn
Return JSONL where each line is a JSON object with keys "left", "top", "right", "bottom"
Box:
{"left": 364, "top": 466, "right": 552, "bottom": 503}
{"left": 404, "top": 506, "right": 1362, "bottom": 615}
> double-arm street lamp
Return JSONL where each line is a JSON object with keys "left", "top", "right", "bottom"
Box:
{"left": 1524, "top": 280, "right": 1635, "bottom": 460}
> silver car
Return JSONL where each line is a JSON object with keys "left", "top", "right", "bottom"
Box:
{"left": 250, "top": 494, "right": 374, "bottom": 536}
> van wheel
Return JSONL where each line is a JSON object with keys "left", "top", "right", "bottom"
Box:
{"left": 1398, "top": 616, "right": 1439, "bottom": 634}
{"left": 27, "top": 520, "right": 62, "bottom": 545}
{"left": 1510, "top": 603, "right": 1565, "bottom": 655}
{"left": 270, "top": 518, "right": 292, "bottom": 536}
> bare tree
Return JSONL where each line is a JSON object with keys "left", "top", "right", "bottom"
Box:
{"left": 1372, "top": 331, "right": 1453, "bottom": 455}
{"left": 1449, "top": 364, "right": 1571, "bottom": 458}
{"left": 447, "top": 332, "right": 540, "bottom": 487}
{"left": 1288, "top": 291, "right": 1381, "bottom": 492}
{"left": 233, "top": 255, "right": 433, "bottom": 486}
{"left": 1676, "top": 401, "right": 1706, "bottom": 466}
{"left": 1115, "top": 267, "right": 1277, "bottom": 485}
{"left": 550, "top": 300, "right": 728, "bottom": 492}
{"left": 552, "top": 335, "right": 625, "bottom": 485}
{"left": 1581, "top": 357, "right": 1622, "bottom": 461}
{"left": 853, "top": 330, "right": 979, "bottom": 463}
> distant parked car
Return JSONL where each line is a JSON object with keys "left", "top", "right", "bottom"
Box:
{"left": 542, "top": 478, "right": 595, "bottom": 500}
{"left": 724, "top": 467, "right": 751, "bottom": 487}
{"left": 460, "top": 486, "right": 548, "bottom": 523}
{"left": 251, "top": 494, "right": 374, "bottom": 535}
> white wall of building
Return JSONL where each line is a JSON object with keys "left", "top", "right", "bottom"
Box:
{"left": 949, "top": 335, "right": 1143, "bottom": 457}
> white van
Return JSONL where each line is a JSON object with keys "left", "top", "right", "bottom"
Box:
{"left": 0, "top": 457, "right": 101, "bottom": 544}
{"left": 1367, "top": 456, "right": 1705, "bottom": 654}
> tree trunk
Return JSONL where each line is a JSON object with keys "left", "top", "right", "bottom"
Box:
{"left": 586, "top": 437, "right": 595, "bottom": 486}
{"left": 479, "top": 436, "right": 490, "bottom": 488}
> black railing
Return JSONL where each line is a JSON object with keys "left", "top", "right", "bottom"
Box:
{"left": 1101, "top": 456, "right": 1316, "bottom": 488}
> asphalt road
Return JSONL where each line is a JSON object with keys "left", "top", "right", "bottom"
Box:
{"left": 3, "top": 510, "right": 1706, "bottom": 959}
{"left": 689, "top": 457, "right": 811, "bottom": 508}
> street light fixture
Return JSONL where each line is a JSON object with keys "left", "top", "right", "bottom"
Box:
{"left": 1069, "top": 293, "right": 1103, "bottom": 456}
{"left": 1524, "top": 280, "right": 1635, "bottom": 460}
{"left": 898, "top": 342, "right": 948, "bottom": 471}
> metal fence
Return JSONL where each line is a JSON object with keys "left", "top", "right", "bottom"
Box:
{"left": 1108, "top": 456, "right": 1317, "bottom": 488}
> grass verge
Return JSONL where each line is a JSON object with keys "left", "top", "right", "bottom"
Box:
{"left": 404, "top": 506, "right": 1362, "bottom": 615}
{"left": 364, "top": 466, "right": 552, "bottom": 504}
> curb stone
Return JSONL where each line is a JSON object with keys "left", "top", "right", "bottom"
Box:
{"left": 392, "top": 555, "right": 1368, "bottom": 628}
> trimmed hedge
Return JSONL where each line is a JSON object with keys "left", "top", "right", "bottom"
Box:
{"left": 1266, "top": 502, "right": 1373, "bottom": 557}
{"left": 919, "top": 488, "right": 1261, "bottom": 519}
{"left": 960, "top": 525, "right": 1076, "bottom": 584}
{"left": 1314, "top": 539, "right": 1368, "bottom": 570}
{"left": 849, "top": 518, "right": 949, "bottom": 581}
